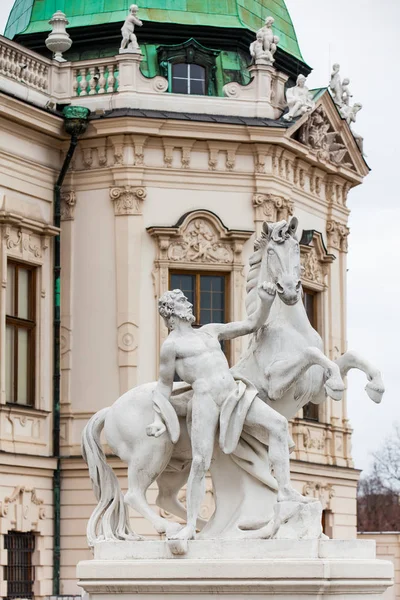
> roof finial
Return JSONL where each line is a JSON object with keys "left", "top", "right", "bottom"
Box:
{"left": 45, "top": 11, "right": 72, "bottom": 62}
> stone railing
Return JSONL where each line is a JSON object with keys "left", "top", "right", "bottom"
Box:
{"left": 0, "top": 36, "right": 51, "bottom": 93}
{"left": 72, "top": 57, "right": 119, "bottom": 96}
{"left": 0, "top": 35, "right": 289, "bottom": 120}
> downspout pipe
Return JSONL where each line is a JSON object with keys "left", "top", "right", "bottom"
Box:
{"left": 53, "top": 106, "right": 90, "bottom": 596}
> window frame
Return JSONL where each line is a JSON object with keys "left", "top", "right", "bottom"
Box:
{"left": 5, "top": 260, "right": 37, "bottom": 407}
{"left": 4, "top": 530, "right": 36, "bottom": 600}
{"left": 169, "top": 62, "right": 206, "bottom": 96}
{"left": 169, "top": 269, "right": 231, "bottom": 360}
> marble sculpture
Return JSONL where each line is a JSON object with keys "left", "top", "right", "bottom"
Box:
{"left": 250, "top": 16, "right": 279, "bottom": 65}
{"left": 82, "top": 217, "right": 384, "bottom": 555}
{"left": 120, "top": 4, "right": 143, "bottom": 53}
{"left": 329, "top": 63, "right": 363, "bottom": 132}
{"left": 283, "top": 74, "right": 315, "bottom": 121}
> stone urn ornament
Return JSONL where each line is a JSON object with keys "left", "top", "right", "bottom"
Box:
{"left": 45, "top": 11, "right": 72, "bottom": 62}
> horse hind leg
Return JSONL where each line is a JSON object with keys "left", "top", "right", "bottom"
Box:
{"left": 156, "top": 467, "right": 207, "bottom": 532}
{"left": 125, "top": 447, "right": 182, "bottom": 537}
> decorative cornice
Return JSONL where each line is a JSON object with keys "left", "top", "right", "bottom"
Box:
{"left": 326, "top": 219, "right": 350, "bottom": 252}
{"left": 110, "top": 186, "right": 147, "bottom": 216}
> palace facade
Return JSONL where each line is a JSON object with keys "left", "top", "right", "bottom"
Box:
{"left": 0, "top": 0, "right": 379, "bottom": 597}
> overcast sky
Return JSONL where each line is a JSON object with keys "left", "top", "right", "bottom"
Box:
{"left": 1, "top": 1, "right": 399, "bottom": 471}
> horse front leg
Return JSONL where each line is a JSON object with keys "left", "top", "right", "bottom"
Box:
{"left": 335, "top": 350, "right": 385, "bottom": 404}
{"left": 266, "top": 347, "right": 344, "bottom": 401}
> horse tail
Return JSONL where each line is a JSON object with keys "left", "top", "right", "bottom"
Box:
{"left": 245, "top": 225, "right": 269, "bottom": 317}
{"left": 82, "top": 407, "right": 139, "bottom": 547}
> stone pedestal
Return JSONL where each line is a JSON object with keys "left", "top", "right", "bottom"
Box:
{"left": 77, "top": 539, "right": 393, "bottom": 599}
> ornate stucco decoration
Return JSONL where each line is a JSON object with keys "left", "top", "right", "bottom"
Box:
{"left": 148, "top": 210, "right": 253, "bottom": 362}
{"left": 110, "top": 186, "right": 147, "bottom": 216}
{"left": 297, "top": 106, "right": 356, "bottom": 171}
{"left": 253, "top": 193, "right": 294, "bottom": 231}
{"left": 0, "top": 486, "right": 46, "bottom": 533}
{"left": 299, "top": 230, "right": 335, "bottom": 290}
{"left": 0, "top": 212, "right": 58, "bottom": 265}
{"left": 61, "top": 190, "right": 76, "bottom": 221}
{"left": 326, "top": 220, "right": 350, "bottom": 253}
{"left": 303, "top": 481, "right": 335, "bottom": 510}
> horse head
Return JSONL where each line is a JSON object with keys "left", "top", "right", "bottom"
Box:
{"left": 259, "top": 217, "right": 301, "bottom": 306}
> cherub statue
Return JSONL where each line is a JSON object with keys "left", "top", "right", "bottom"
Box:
{"left": 283, "top": 74, "right": 315, "bottom": 121}
{"left": 341, "top": 78, "right": 352, "bottom": 106}
{"left": 120, "top": 4, "right": 143, "bottom": 53}
{"left": 329, "top": 63, "right": 343, "bottom": 106}
{"left": 251, "top": 16, "right": 279, "bottom": 65}
{"left": 147, "top": 285, "right": 312, "bottom": 545}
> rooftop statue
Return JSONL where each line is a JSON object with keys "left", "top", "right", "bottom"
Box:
{"left": 120, "top": 4, "right": 143, "bottom": 54}
{"left": 283, "top": 74, "right": 315, "bottom": 121}
{"left": 329, "top": 63, "right": 363, "bottom": 152}
{"left": 82, "top": 217, "right": 384, "bottom": 554}
{"left": 250, "top": 16, "right": 279, "bottom": 65}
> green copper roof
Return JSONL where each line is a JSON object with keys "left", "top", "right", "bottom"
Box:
{"left": 4, "top": 0, "right": 304, "bottom": 61}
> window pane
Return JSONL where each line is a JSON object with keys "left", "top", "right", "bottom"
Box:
{"left": 17, "top": 328, "right": 29, "bottom": 405}
{"left": 173, "top": 63, "right": 188, "bottom": 78}
{"left": 18, "top": 268, "right": 30, "bottom": 319}
{"left": 170, "top": 274, "right": 195, "bottom": 305}
{"left": 6, "top": 325, "right": 15, "bottom": 403}
{"left": 172, "top": 77, "right": 188, "bottom": 94}
{"left": 303, "top": 290, "right": 315, "bottom": 328}
{"left": 6, "top": 264, "right": 15, "bottom": 316}
{"left": 200, "top": 309, "right": 212, "bottom": 325}
{"left": 190, "top": 78, "right": 205, "bottom": 95}
{"left": 303, "top": 402, "right": 319, "bottom": 421}
{"left": 200, "top": 291, "right": 211, "bottom": 309}
{"left": 190, "top": 64, "right": 205, "bottom": 79}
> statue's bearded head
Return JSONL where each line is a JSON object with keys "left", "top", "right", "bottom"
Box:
{"left": 159, "top": 289, "right": 195, "bottom": 330}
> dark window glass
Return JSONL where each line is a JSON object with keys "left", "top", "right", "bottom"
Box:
{"left": 6, "top": 261, "right": 36, "bottom": 406}
{"left": 4, "top": 532, "right": 35, "bottom": 600}
{"left": 303, "top": 402, "right": 319, "bottom": 421}
{"left": 171, "top": 63, "right": 206, "bottom": 95}
{"left": 303, "top": 289, "right": 316, "bottom": 329}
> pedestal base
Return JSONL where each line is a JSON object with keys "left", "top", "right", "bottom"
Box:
{"left": 77, "top": 539, "right": 393, "bottom": 599}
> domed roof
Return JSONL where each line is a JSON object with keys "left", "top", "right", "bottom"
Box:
{"left": 4, "top": 0, "right": 304, "bottom": 61}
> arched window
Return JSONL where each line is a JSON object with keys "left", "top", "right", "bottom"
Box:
{"left": 171, "top": 63, "right": 206, "bottom": 95}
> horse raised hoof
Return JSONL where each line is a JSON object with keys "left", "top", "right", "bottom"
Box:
{"left": 324, "top": 376, "right": 344, "bottom": 401}
{"left": 365, "top": 380, "right": 385, "bottom": 404}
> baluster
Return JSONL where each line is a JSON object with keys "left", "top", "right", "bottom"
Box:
{"left": 106, "top": 64, "right": 115, "bottom": 93}
{"left": 79, "top": 68, "right": 88, "bottom": 96}
{"left": 88, "top": 66, "right": 97, "bottom": 95}
{"left": 42, "top": 65, "right": 49, "bottom": 91}
{"left": 73, "top": 69, "right": 79, "bottom": 96}
{"left": 4, "top": 48, "right": 11, "bottom": 76}
{"left": 10, "top": 50, "right": 17, "bottom": 77}
{"left": 25, "top": 57, "right": 33, "bottom": 85}
{"left": 98, "top": 65, "right": 106, "bottom": 94}
{"left": 0, "top": 45, "right": 5, "bottom": 74}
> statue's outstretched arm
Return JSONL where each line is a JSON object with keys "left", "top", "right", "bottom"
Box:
{"left": 133, "top": 16, "right": 143, "bottom": 26}
{"left": 202, "top": 282, "right": 276, "bottom": 342}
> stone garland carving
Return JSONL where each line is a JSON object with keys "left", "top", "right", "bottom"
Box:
{"left": 98, "top": 146, "right": 108, "bottom": 167}
{"left": 253, "top": 193, "right": 294, "bottom": 226}
{"left": 110, "top": 186, "right": 147, "bottom": 216}
{"left": 303, "top": 427, "right": 327, "bottom": 451}
{"left": 298, "top": 106, "right": 355, "bottom": 170}
{"left": 61, "top": 190, "right": 76, "bottom": 221}
{"left": 326, "top": 220, "right": 350, "bottom": 253}
{"left": 82, "top": 147, "right": 93, "bottom": 169}
{"left": 4, "top": 226, "right": 48, "bottom": 261}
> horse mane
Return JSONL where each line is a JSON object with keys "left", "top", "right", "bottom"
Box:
{"left": 245, "top": 220, "right": 291, "bottom": 317}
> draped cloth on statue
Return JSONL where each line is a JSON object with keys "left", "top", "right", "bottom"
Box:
{"left": 167, "top": 376, "right": 279, "bottom": 493}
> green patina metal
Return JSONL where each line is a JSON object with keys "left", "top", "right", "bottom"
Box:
{"left": 4, "top": 0, "right": 304, "bottom": 61}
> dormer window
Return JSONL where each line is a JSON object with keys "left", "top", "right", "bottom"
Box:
{"left": 171, "top": 63, "right": 206, "bottom": 95}
{"left": 158, "top": 38, "right": 219, "bottom": 97}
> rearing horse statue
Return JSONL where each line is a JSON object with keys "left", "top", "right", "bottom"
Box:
{"left": 82, "top": 217, "right": 384, "bottom": 545}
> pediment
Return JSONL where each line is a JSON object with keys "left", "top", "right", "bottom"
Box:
{"left": 285, "top": 91, "right": 369, "bottom": 178}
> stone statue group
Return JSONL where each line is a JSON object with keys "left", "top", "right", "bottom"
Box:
{"left": 82, "top": 217, "right": 384, "bottom": 554}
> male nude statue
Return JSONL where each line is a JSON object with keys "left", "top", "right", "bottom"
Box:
{"left": 147, "top": 285, "right": 311, "bottom": 542}
{"left": 120, "top": 4, "right": 143, "bottom": 52}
